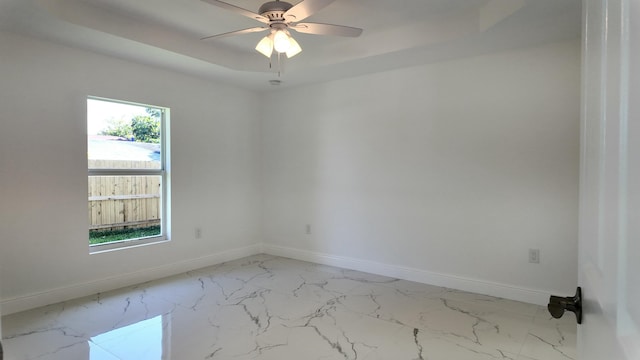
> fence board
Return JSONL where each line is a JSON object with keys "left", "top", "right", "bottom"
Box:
{"left": 88, "top": 160, "right": 161, "bottom": 231}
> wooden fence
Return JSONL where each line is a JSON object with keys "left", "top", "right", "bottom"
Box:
{"left": 88, "top": 160, "right": 161, "bottom": 231}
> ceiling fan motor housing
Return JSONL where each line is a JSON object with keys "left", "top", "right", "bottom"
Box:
{"left": 259, "top": 1, "right": 294, "bottom": 21}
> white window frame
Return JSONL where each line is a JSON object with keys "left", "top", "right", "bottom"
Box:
{"left": 88, "top": 96, "right": 170, "bottom": 254}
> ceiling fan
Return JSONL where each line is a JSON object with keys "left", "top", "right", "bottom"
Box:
{"left": 200, "top": 0, "right": 363, "bottom": 58}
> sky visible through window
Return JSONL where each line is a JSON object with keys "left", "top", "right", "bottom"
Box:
{"left": 87, "top": 98, "right": 148, "bottom": 135}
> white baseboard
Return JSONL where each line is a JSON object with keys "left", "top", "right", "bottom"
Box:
{"left": 1, "top": 243, "right": 551, "bottom": 315}
{"left": 1, "top": 244, "right": 262, "bottom": 315}
{"left": 262, "top": 244, "right": 550, "bottom": 306}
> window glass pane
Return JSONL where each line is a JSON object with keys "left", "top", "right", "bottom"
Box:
{"left": 88, "top": 175, "right": 162, "bottom": 245}
{"left": 88, "top": 98, "right": 161, "bottom": 170}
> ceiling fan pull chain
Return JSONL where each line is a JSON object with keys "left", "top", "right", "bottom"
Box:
{"left": 277, "top": 52, "right": 282, "bottom": 77}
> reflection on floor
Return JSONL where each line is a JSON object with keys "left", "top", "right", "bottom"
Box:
{"left": 1, "top": 254, "right": 576, "bottom": 360}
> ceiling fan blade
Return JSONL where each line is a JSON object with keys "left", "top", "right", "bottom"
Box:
{"left": 200, "top": 0, "right": 270, "bottom": 23}
{"left": 283, "top": 0, "right": 336, "bottom": 22}
{"left": 201, "top": 27, "right": 268, "bottom": 41}
{"left": 291, "top": 22, "right": 363, "bottom": 37}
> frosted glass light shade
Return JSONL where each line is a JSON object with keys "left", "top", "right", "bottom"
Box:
{"left": 255, "top": 34, "right": 274, "bottom": 58}
{"left": 286, "top": 37, "right": 302, "bottom": 58}
{"left": 273, "top": 30, "right": 291, "bottom": 53}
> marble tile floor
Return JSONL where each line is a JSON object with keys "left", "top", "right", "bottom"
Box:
{"left": 2, "top": 254, "right": 576, "bottom": 360}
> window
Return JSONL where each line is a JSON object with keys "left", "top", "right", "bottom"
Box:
{"left": 87, "top": 97, "right": 169, "bottom": 252}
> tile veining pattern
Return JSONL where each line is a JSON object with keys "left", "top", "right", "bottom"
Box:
{"left": 2, "top": 255, "right": 576, "bottom": 360}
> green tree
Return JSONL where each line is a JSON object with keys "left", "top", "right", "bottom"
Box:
{"left": 99, "top": 118, "right": 132, "bottom": 138}
{"left": 131, "top": 115, "right": 160, "bottom": 143}
{"left": 146, "top": 108, "right": 162, "bottom": 119}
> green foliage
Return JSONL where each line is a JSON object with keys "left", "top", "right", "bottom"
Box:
{"left": 99, "top": 118, "right": 133, "bottom": 138}
{"left": 89, "top": 225, "right": 161, "bottom": 245}
{"left": 98, "top": 113, "right": 160, "bottom": 143}
{"left": 131, "top": 115, "right": 160, "bottom": 143}
{"left": 145, "top": 108, "right": 162, "bottom": 119}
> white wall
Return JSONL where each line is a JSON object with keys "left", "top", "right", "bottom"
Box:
{"left": 261, "top": 41, "right": 580, "bottom": 305}
{"left": 0, "top": 32, "right": 262, "bottom": 314}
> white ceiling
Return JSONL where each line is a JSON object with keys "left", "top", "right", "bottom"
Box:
{"left": 0, "top": 0, "right": 581, "bottom": 91}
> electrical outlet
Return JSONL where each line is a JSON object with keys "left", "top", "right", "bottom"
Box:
{"left": 529, "top": 249, "right": 540, "bottom": 264}
{"left": 195, "top": 227, "right": 202, "bottom": 239}
{"left": 305, "top": 224, "right": 311, "bottom": 235}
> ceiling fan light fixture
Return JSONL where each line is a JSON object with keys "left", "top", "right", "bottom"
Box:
{"left": 202, "top": 0, "right": 363, "bottom": 60}
{"left": 273, "top": 29, "right": 292, "bottom": 53}
{"left": 255, "top": 33, "right": 274, "bottom": 58}
{"left": 285, "top": 36, "right": 302, "bottom": 58}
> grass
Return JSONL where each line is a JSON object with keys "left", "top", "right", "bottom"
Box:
{"left": 89, "top": 225, "right": 161, "bottom": 245}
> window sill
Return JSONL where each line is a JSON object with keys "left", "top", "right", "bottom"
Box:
{"left": 89, "top": 235, "right": 170, "bottom": 254}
